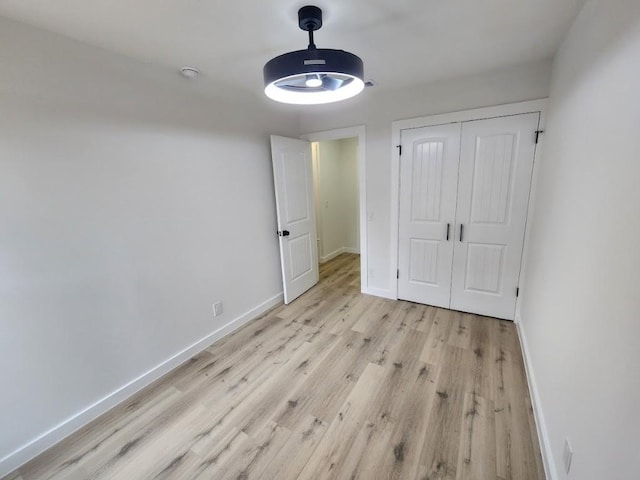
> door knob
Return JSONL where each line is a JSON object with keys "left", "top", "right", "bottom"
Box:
{"left": 277, "top": 230, "right": 290, "bottom": 237}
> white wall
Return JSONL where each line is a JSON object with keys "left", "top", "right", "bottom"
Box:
{"left": 0, "top": 17, "right": 298, "bottom": 475}
{"left": 300, "top": 61, "right": 552, "bottom": 295}
{"left": 315, "top": 138, "right": 360, "bottom": 262}
{"left": 317, "top": 139, "right": 343, "bottom": 259}
{"left": 340, "top": 138, "right": 360, "bottom": 253}
{"left": 518, "top": 1, "right": 640, "bottom": 479}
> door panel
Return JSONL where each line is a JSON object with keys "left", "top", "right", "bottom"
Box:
{"left": 397, "top": 123, "right": 461, "bottom": 308}
{"left": 450, "top": 113, "right": 539, "bottom": 320}
{"left": 469, "top": 133, "right": 515, "bottom": 224}
{"left": 288, "top": 233, "right": 313, "bottom": 281}
{"left": 271, "top": 135, "right": 319, "bottom": 304}
{"left": 464, "top": 243, "right": 506, "bottom": 293}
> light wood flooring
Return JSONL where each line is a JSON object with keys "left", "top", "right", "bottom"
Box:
{"left": 6, "top": 253, "right": 545, "bottom": 480}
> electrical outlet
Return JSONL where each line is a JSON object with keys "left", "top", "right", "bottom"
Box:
{"left": 213, "top": 301, "right": 223, "bottom": 317}
{"left": 563, "top": 438, "right": 573, "bottom": 474}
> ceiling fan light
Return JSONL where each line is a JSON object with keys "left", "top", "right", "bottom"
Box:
{"left": 265, "top": 75, "right": 364, "bottom": 105}
{"left": 263, "top": 6, "right": 364, "bottom": 105}
{"left": 264, "top": 49, "right": 364, "bottom": 105}
{"left": 305, "top": 76, "right": 323, "bottom": 88}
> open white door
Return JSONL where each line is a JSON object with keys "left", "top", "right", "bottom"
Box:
{"left": 270, "top": 135, "right": 319, "bottom": 304}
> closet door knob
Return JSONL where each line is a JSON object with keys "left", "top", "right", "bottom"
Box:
{"left": 459, "top": 224, "right": 464, "bottom": 242}
{"left": 446, "top": 223, "right": 451, "bottom": 241}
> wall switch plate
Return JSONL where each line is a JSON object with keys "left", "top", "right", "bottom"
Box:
{"left": 563, "top": 438, "right": 573, "bottom": 474}
{"left": 213, "top": 301, "right": 223, "bottom": 317}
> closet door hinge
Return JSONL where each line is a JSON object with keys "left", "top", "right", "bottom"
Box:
{"left": 516, "top": 287, "right": 520, "bottom": 298}
{"left": 535, "top": 130, "right": 545, "bottom": 144}
{"left": 397, "top": 144, "right": 402, "bottom": 156}
{"left": 397, "top": 269, "right": 400, "bottom": 279}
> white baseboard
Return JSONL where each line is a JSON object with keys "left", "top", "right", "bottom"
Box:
{"left": 362, "top": 286, "right": 396, "bottom": 300}
{"left": 320, "top": 247, "right": 345, "bottom": 263}
{"left": 319, "top": 246, "right": 360, "bottom": 264}
{"left": 515, "top": 314, "right": 558, "bottom": 480}
{"left": 0, "top": 292, "right": 284, "bottom": 478}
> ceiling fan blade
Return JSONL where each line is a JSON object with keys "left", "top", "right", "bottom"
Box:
{"left": 322, "top": 76, "right": 343, "bottom": 91}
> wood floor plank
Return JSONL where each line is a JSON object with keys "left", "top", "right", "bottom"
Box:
{"left": 417, "top": 345, "right": 476, "bottom": 479}
{"left": 456, "top": 392, "right": 497, "bottom": 480}
{"left": 213, "top": 421, "right": 290, "bottom": 480}
{"left": 194, "top": 338, "right": 328, "bottom": 447}
{"left": 400, "top": 301, "right": 432, "bottom": 332}
{"left": 420, "top": 307, "right": 455, "bottom": 365}
{"left": 270, "top": 330, "right": 376, "bottom": 429}
{"left": 327, "top": 293, "right": 377, "bottom": 336}
{"left": 22, "top": 387, "right": 184, "bottom": 480}
{"left": 188, "top": 427, "right": 248, "bottom": 478}
{"left": 296, "top": 362, "right": 388, "bottom": 480}
{"left": 259, "top": 415, "right": 328, "bottom": 480}
{"left": 150, "top": 451, "right": 204, "bottom": 480}
{"left": 345, "top": 331, "right": 434, "bottom": 480}
{"left": 101, "top": 402, "right": 211, "bottom": 480}
{"left": 380, "top": 361, "right": 439, "bottom": 480}
{"left": 6, "top": 253, "right": 545, "bottom": 480}
{"left": 468, "top": 315, "right": 498, "bottom": 401}
{"left": 448, "top": 311, "right": 473, "bottom": 350}
{"left": 351, "top": 296, "right": 396, "bottom": 334}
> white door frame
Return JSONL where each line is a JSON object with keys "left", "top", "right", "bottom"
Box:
{"left": 311, "top": 142, "right": 323, "bottom": 261}
{"left": 390, "top": 99, "right": 548, "bottom": 316}
{"left": 300, "top": 125, "right": 367, "bottom": 293}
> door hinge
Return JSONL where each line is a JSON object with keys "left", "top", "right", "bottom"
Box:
{"left": 397, "top": 269, "right": 400, "bottom": 279}
{"left": 516, "top": 287, "right": 520, "bottom": 297}
{"left": 535, "top": 130, "right": 545, "bottom": 144}
{"left": 397, "top": 144, "right": 402, "bottom": 156}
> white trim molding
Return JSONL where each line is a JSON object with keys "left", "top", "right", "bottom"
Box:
{"left": 0, "top": 292, "right": 284, "bottom": 478}
{"left": 390, "top": 99, "right": 548, "bottom": 300}
{"left": 515, "top": 314, "right": 559, "bottom": 480}
{"left": 300, "top": 125, "right": 367, "bottom": 293}
{"left": 362, "top": 286, "right": 395, "bottom": 300}
{"left": 319, "top": 246, "right": 360, "bottom": 264}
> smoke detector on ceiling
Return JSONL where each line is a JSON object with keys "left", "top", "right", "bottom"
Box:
{"left": 180, "top": 67, "right": 200, "bottom": 79}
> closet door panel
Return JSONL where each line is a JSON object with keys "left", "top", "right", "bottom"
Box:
{"left": 397, "top": 123, "right": 461, "bottom": 308}
{"left": 450, "top": 113, "right": 539, "bottom": 320}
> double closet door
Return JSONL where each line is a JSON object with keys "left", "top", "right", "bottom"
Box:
{"left": 397, "top": 112, "right": 539, "bottom": 320}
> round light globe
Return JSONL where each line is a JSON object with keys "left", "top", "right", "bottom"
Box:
{"left": 305, "top": 77, "right": 323, "bottom": 88}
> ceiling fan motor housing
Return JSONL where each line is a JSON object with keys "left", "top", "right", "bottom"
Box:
{"left": 298, "top": 5, "right": 323, "bottom": 31}
{"left": 263, "top": 48, "right": 364, "bottom": 86}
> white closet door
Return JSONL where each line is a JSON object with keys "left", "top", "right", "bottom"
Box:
{"left": 397, "top": 123, "right": 461, "bottom": 308}
{"left": 450, "top": 113, "right": 539, "bottom": 320}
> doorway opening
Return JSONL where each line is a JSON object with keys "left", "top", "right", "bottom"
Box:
{"left": 311, "top": 138, "right": 360, "bottom": 262}
{"left": 302, "top": 126, "right": 366, "bottom": 293}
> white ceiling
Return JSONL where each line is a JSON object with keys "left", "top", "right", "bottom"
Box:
{"left": 0, "top": 0, "right": 586, "bottom": 98}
